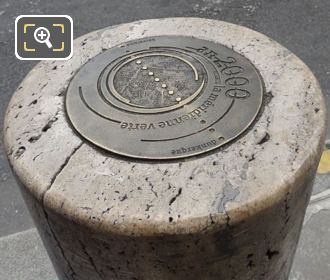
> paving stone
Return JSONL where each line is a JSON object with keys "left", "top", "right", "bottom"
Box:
{"left": 313, "top": 173, "right": 330, "bottom": 195}
{"left": 290, "top": 191, "right": 330, "bottom": 280}
{"left": 0, "top": 228, "right": 57, "bottom": 280}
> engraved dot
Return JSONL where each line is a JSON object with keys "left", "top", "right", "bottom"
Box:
{"left": 148, "top": 72, "right": 154, "bottom": 76}
{"left": 209, "top": 128, "right": 215, "bottom": 133}
{"left": 200, "top": 120, "right": 206, "bottom": 124}
{"left": 168, "top": 90, "right": 174, "bottom": 95}
{"left": 142, "top": 66, "right": 148, "bottom": 70}
{"left": 162, "top": 84, "right": 167, "bottom": 88}
{"left": 154, "top": 78, "right": 160, "bottom": 82}
{"left": 218, "top": 136, "right": 225, "bottom": 141}
{"left": 176, "top": 97, "right": 182, "bottom": 102}
{"left": 136, "top": 60, "right": 142, "bottom": 64}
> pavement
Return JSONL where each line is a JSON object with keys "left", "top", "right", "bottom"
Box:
{"left": 0, "top": 0, "right": 329, "bottom": 279}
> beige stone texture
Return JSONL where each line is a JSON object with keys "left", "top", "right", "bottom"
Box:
{"left": 4, "top": 18, "right": 327, "bottom": 280}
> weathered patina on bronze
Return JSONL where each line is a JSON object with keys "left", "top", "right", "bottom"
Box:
{"left": 66, "top": 36, "right": 264, "bottom": 159}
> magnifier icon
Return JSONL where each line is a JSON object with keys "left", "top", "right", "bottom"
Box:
{"left": 34, "top": 27, "right": 53, "bottom": 49}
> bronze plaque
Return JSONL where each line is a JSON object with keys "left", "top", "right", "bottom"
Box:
{"left": 66, "top": 36, "right": 264, "bottom": 159}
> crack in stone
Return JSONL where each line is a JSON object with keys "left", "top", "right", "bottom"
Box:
{"left": 201, "top": 213, "right": 216, "bottom": 231}
{"left": 224, "top": 209, "right": 231, "bottom": 228}
{"left": 43, "top": 209, "right": 78, "bottom": 280}
{"left": 210, "top": 180, "right": 240, "bottom": 228}
{"left": 42, "top": 112, "right": 60, "bottom": 132}
{"left": 38, "top": 142, "right": 83, "bottom": 279}
{"left": 101, "top": 206, "right": 113, "bottom": 215}
{"left": 146, "top": 178, "right": 158, "bottom": 198}
{"left": 169, "top": 187, "right": 182, "bottom": 206}
{"left": 43, "top": 142, "right": 83, "bottom": 203}
{"left": 79, "top": 240, "right": 105, "bottom": 279}
{"left": 32, "top": 152, "right": 43, "bottom": 161}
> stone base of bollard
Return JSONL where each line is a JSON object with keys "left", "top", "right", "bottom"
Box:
{"left": 4, "top": 18, "right": 327, "bottom": 280}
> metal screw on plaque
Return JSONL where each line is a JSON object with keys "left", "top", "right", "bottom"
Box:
{"left": 5, "top": 18, "right": 327, "bottom": 280}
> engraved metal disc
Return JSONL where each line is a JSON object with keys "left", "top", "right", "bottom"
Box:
{"left": 66, "top": 36, "right": 264, "bottom": 159}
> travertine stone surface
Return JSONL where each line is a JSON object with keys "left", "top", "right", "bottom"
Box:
{"left": 4, "top": 18, "right": 327, "bottom": 280}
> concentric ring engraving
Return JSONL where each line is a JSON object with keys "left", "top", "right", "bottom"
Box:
{"left": 66, "top": 36, "right": 264, "bottom": 159}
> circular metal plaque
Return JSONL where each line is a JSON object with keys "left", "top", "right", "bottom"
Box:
{"left": 66, "top": 36, "right": 264, "bottom": 159}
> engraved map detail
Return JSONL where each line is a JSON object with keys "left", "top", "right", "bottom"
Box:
{"left": 113, "top": 54, "right": 204, "bottom": 108}
{"left": 66, "top": 36, "right": 264, "bottom": 160}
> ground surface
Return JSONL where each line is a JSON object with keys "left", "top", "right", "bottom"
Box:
{"left": 0, "top": 0, "right": 329, "bottom": 279}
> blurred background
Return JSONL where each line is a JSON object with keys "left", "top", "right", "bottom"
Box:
{"left": 0, "top": 0, "right": 329, "bottom": 279}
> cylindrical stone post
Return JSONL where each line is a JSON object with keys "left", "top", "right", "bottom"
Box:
{"left": 4, "top": 18, "right": 327, "bottom": 280}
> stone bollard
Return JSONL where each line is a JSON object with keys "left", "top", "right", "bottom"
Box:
{"left": 4, "top": 18, "right": 327, "bottom": 280}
